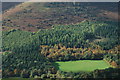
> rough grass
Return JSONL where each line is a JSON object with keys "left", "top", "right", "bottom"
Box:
{"left": 55, "top": 60, "right": 112, "bottom": 72}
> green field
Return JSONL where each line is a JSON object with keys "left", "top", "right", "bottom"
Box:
{"left": 54, "top": 60, "right": 112, "bottom": 72}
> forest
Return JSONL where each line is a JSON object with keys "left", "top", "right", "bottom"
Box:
{"left": 2, "top": 20, "right": 120, "bottom": 79}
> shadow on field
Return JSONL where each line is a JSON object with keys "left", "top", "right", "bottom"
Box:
{"left": 52, "top": 62, "right": 60, "bottom": 70}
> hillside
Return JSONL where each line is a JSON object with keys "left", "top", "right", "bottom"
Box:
{"left": 2, "top": 2, "right": 119, "bottom": 32}
{"left": 2, "top": 20, "right": 120, "bottom": 78}
{"left": 2, "top": 2, "right": 120, "bottom": 79}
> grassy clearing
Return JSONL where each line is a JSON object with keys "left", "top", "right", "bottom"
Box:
{"left": 54, "top": 60, "right": 112, "bottom": 72}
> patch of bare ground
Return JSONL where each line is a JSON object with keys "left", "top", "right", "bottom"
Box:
{"left": 98, "top": 10, "right": 119, "bottom": 21}
{"left": 93, "top": 37, "right": 109, "bottom": 43}
{"left": 3, "top": 2, "right": 33, "bottom": 18}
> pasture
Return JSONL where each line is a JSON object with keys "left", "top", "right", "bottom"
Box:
{"left": 54, "top": 60, "right": 111, "bottom": 72}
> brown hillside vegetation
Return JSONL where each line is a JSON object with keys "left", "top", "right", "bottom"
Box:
{"left": 2, "top": 2, "right": 119, "bottom": 32}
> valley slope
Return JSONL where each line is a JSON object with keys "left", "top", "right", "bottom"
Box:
{"left": 2, "top": 2, "right": 119, "bottom": 32}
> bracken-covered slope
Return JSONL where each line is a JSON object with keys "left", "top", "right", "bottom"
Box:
{"left": 2, "top": 2, "right": 119, "bottom": 32}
